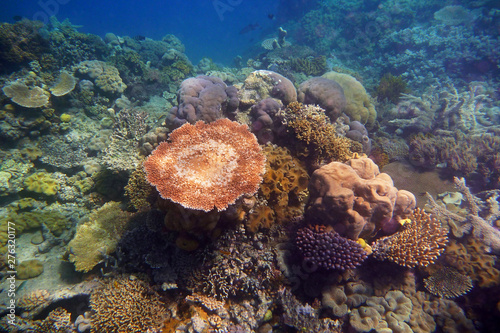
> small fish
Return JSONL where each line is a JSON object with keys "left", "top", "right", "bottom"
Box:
{"left": 13, "top": 15, "right": 22, "bottom": 22}
{"left": 268, "top": 14, "right": 275, "bottom": 20}
{"left": 239, "top": 23, "right": 260, "bottom": 35}
{"left": 133, "top": 35, "right": 146, "bottom": 41}
{"left": 16, "top": 280, "right": 27, "bottom": 292}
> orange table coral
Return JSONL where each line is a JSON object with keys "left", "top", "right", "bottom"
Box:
{"left": 143, "top": 118, "right": 265, "bottom": 212}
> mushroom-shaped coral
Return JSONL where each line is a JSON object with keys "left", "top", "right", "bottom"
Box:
{"left": 295, "top": 224, "right": 368, "bottom": 271}
{"left": 371, "top": 208, "right": 448, "bottom": 268}
{"left": 143, "top": 118, "right": 266, "bottom": 212}
{"left": 168, "top": 75, "right": 239, "bottom": 128}
{"left": 307, "top": 156, "right": 416, "bottom": 240}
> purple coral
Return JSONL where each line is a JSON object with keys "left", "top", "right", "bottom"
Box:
{"left": 296, "top": 225, "right": 367, "bottom": 271}
{"left": 168, "top": 75, "right": 239, "bottom": 128}
{"left": 250, "top": 97, "right": 286, "bottom": 144}
{"left": 297, "top": 77, "right": 346, "bottom": 122}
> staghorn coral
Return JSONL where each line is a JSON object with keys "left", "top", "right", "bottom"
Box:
{"left": 49, "top": 71, "right": 76, "bottom": 96}
{"left": 290, "top": 56, "right": 327, "bottom": 76}
{"left": 68, "top": 201, "right": 130, "bottom": 272}
{"left": 322, "top": 71, "right": 377, "bottom": 127}
{"left": 124, "top": 163, "right": 153, "bottom": 211}
{"left": 426, "top": 177, "right": 500, "bottom": 252}
{"left": 144, "top": 119, "right": 265, "bottom": 212}
{"left": 34, "top": 307, "right": 73, "bottom": 333}
{"left": 376, "top": 73, "right": 409, "bottom": 104}
{"left": 307, "top": 156, "right": 416, "bottom": 240}
{"left": 296, "top": 224, "right": 368, "bottom": 271}
{"left": 18, "top": 290, "right": 52, "bottom": 312}
{"left": 90, "top": 276, "right": 167, "bottom": 333}
{"left": 2, "top": 81, "right": 49, "bottom": 108}
{"left": 371, "top": 208, "right": 448, "bottom": 268}
{"left": 282, "top": 102, "right": 355, "bottom": 164}
{"left": 424, "top": 267, "right": 473, "bottom": 298}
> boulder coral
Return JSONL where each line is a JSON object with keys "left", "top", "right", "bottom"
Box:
{"left": 322, "top": 71, "right": 377, "bottom": 127}
{"left": 143, "top": 119, "right": 265, "bottom": 212}
{"left": 238, "top": 70, "right": 297, "bottom": 108}
{"left": 307, "top": 156, "right": 416, "bottom": 240}
{"left": 297, "top": 77, "right": 346, "bottom": 122}
{"left": 168, "top": 75, "right": 239, "bottom": 128}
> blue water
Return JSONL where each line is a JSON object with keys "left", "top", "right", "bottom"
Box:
{"left": 0, "top": 0, "right": 290, "bottom": 64}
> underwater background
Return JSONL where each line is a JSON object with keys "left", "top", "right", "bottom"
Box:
{"left": 0, "top": 0, "right": 499, "bottom": 332}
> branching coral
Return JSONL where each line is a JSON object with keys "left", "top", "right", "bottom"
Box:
{"left": 144, "top": 119, "right": 265, "bottom": 212}
{"left": 371, "top": 208, "right": 448, "bottom": 268}
{"left": 426, "top": 177, "right": 500, "bottom": 252}
{"left": 283, "top": 102, "right": 355, "bottom": 164}
{"left": 90, "top": 276, "right": 167, "bottom": 332}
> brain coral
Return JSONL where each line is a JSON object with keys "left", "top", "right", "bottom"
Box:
{"left": 371, "top": 208, "right": 448, "bottom": 268}
{"left": 168, "top": 75, "right": 239, "bottom": 128}
{"left": 143, "top": 119, "right": 265, "bottom": 212}
{"left": 297, "top": 77, "right": 346, "bottom": 122}
{"left": 307, "top": 156, "right": 416, "bottom": 240}
{"left": 322, "top": 71, "right": 377, "bottom": 127}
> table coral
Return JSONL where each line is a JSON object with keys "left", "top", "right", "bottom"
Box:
{"left": 49, "top": 71, "right": 76, "bottom": 96}
{"left": 2, "top": 81, "right": 50, "bottom": 108}
{"left": 307, "top": 156, "right": 416, "bottom": 240}
{"left": 143, "top": 119, "right": 265, "bottom": 212}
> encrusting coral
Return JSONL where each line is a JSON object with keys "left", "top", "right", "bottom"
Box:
{"left": 371, "top": 208, "right": 448, "bottom": 268}
{"left": 89, "top": 276, "right": 167, "bottom": 333}
{"left": 143, "top": 118, "right": 265, "bottom": 212}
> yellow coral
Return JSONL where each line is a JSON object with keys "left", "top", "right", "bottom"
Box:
{"left": 322, "top": 71, "right": 377, "bottom": 127}
{"left": 68, "top": 202, "right": 130, "bottom": 272}
{"left": 23, "top": 172, "right": 60, "bottom": 195}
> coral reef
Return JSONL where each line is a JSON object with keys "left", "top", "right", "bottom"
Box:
{"left": 23, "top": 171, "right": 60, "bottom": 195}
{"left": 307, "top": 156, "right": 416, "bottom": 240}
{"left": 295, "top": 224, "right": 368, "bottom": 271}
{"left": 297, "top": 77, "right": 346, "bottom": 122}
{"left": 75, "top": 60, "right": 127, "bottom": 95}
{"left": 143, "top": 119, "right": 265, "bottom": 212}
{"left": 426, "top": 176, "right": 500, "bottom": 252}
{"left": 372, "top": 208, "right": 448, "bottom": 268}
{"left": 89, "top": 276, "right": 167, "bottom": 332}
{"left": 322, "top": 71, "right": 377, "bottom": 127}
{"left": 424, "top": 266, "right": 473, "bottom": 298}
{"left": 282, "top": 102, "right": 355, "bottom": 165}
{"left": 68, "top": 201, "right": 130, "bottom": 272}
{"left": 168, "top": 75, "right": 239, "bottom": 127}
{"left": 238, "top": 70, "right": 297, "bottom": 108}
{"left": 2, "top": 81, "right": 50, "bottom": 108}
